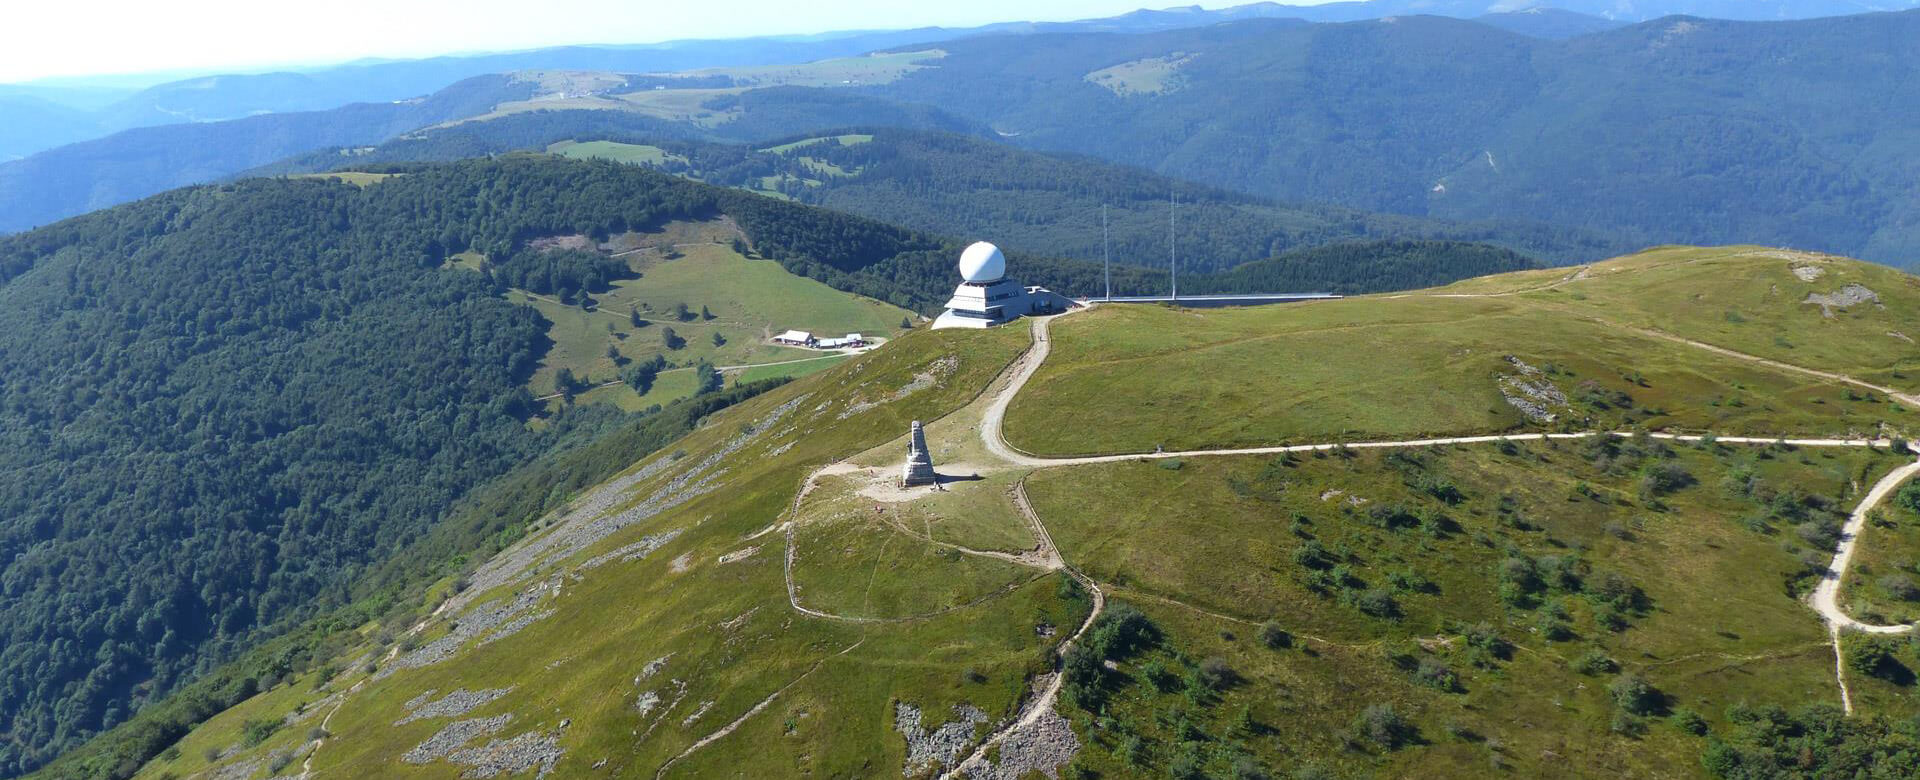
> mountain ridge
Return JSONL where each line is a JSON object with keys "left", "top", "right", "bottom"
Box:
{"left": 54, "top": 243, "right": 1920, "bottom": 780}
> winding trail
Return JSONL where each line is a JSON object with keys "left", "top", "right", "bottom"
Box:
{"left": 652, "top": 639, "right": 867, "bottom": 778}
{"left": 968, "top": 311, "right": 1920, "bottom": 720}
{"left": 1811, "top": 460, "right": 1920, "bottom": 636}
{"left": 1810, "top": 459, "right": 1920, "bottom": 714}
{"left": 780, "top": 303, "right": 1920, "bottom": 748}
{"left": 940, "top": 486, "right": 1103, "bottom": 780}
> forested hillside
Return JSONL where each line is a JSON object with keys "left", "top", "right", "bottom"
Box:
{"left": 0, "top": 76, "right": 534, "bottom": 234}
{"left": 77, "top": 245, "right": 1920, "bottom": 780}
{"left": 0, "top": 154, "right": 968, "bottom": 777}
{"left": 265, "top": 119, "right": 1624, "bottom": 266}
{"left": 851, "top": 11, "right": 1920, "bottom": 266}
{"left": 0, "top": 151, "right": 1570, "bottom": 775}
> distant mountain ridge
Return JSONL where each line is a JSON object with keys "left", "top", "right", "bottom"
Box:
{"left": 11, "top": 5, "right": 1920, "bottom": 261}
{"left": 263, "top": 120, "right": 1627, "bottom": 267}
{"left": 844, "top": 10, "right": 1920, "bottom": 265}
{"left": 7, "top": 0, "right": 1910, "bottom": 162}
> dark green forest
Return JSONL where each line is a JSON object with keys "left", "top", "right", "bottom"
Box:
{"left": 261, "top": 117, "right": 1623, "bottom": 268}
{"left": 0, "top": 75, "right": 535, "bottom": 235}
{"left": 857, "top": 12, "right": 1920, "bottom": 266}
{"left": 0, "top": 154, "right": 946, "bottom": 777}
{"left": 0, "top": 153, "right": 1542, "bottom": 778}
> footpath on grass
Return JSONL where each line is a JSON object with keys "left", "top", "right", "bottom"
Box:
{"left": 776, "top": 304, "right": 1920, "bottom": 750}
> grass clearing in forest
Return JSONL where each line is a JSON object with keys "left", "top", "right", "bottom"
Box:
{"left": 547, "top": 139, "right": 684, "bottom": 166}
{"left": 496, "top": 229, "right": 908, "bottom": 402}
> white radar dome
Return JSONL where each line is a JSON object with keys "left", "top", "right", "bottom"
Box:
{"left": 958, "top": 241, "right": 1006, "bottom": 283}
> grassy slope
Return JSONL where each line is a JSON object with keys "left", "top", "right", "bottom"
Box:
{"left": 1028, "top": 442, "right": 1908, "bottom": 778}
{"left": 1006, "top": 246, "right": 1919, "bottom": 456}
{"left": 547, "top": 139, "right": 683, "bottom": 166}
{"left": 474, "top": 224, "right": 911, "bottom": 406}
{"left": 120, "top": 244, "right": 1920, "bottom": 780}
{"left": 1840, "top": 496, "right": 1920, "bottom": 625}
{"left": 135, "top": 325, "right": 1050, "bottom": 780}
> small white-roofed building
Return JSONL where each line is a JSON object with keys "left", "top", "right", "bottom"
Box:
{"left": 932, "top": 242, "right": 1073, "bottom": 329}
{"left": 773, "top": 329, "right": 814, "bottom": 346}
{"left": 816, "top": 333, "right": 869, "bottom": 350}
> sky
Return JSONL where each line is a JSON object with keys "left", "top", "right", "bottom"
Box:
{"left": 0, "top": 0, "right": 1333, "bottom": 84}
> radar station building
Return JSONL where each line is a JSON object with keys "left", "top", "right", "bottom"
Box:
{"left": 932, "top": 242, "right": 1074, "bottom": 329}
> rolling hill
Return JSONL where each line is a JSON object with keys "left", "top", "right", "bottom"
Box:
{"left": 0, "top": 151, "right": 1559, "bottom": 778}
{"left": 267, "top": 121, "right": 1627, "bottom": 268}
{"left": 0, "top": 75, "right": 537, "bottom": 234}
{"left": 0, "top": 153, "right": 1020, "bottom": 778}
{"left": 837, "top": 11, "right": 1920, "bottom": 267}
{"left": 44, "top": 244, "right": 1920, "bottom": 779}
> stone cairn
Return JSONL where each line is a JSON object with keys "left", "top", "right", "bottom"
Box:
{"left": 902, "top": 421, "right": 938, "bottom": 487}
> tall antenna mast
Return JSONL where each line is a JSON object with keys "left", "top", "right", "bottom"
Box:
{"left": 1102, "top": 204, "right": 1111, "bottom": 301}
{"left": 1169, "top": 186, "right": 1178, "bottom": 301}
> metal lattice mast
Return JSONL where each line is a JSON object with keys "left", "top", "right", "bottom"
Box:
{"left": 1169, "top": 186, "right": 1178, "bottom": 300}
{"left": 1102, "top": 204, "right": 1111, "bottom": 301}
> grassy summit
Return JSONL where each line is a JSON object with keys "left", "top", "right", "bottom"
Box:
{"left": 72, "top": 244, "right": 1920, "bottom": 780}
{"left": 1006, "top": 246, "right": 1919, "bottom": 456}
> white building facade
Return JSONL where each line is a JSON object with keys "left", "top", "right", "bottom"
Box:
{"left": 932, "top": 242, "right": 1073, "bottom": 329}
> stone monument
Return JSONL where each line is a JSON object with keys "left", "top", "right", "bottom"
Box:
{"left": 902, "top": 420, "right": 937, "bottom": 487}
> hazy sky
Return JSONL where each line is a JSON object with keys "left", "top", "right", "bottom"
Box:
{"left": 0, "top": 0, "right": 1332, "bottom": 84}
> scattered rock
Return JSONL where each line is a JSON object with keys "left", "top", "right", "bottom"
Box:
{"left": 896, "top": 702, "right": 989, "bottom": 776}
{"left": 717, "top": 545, "right": 760, "bottom": 564}
{"left": 579, "top": 529, "right": 683, "bottom": 571}
{"left": 446, "top": 729, "right": 564, "bottom": 778}
{"left": 1504, "top": 355, "right": 1545, "bottom": 376}
{"left": 1319, "top": 489, "right": 1344, "bottom": 502}
{"left": 635, "top": 691, "right": 661, "bottom": 717}
{"left": 455, "top": 397, "right": 803, "bottom": 609}
{"left": 203, "top": 757, "right": 264, "bottom": 780}
{"left": 681, "top": 700, "right": 716, "bottom": 728}
{"left": 404, "top": 715, "right": 513, "bottom": 764}
{"left": 718, "top": 607, "right": 759, "bottom": 632}
{"left": 669, "top": 551, "right": 694, "bottom": 572}
{"left": 1805, "top": 284, "right": 1881, "bottom": 318}
{"left": 478, "top": 608, "right": 555, "bottom": 647}
{"left": 382, "top": 576, "right": 564, "bottom": 677}
{"left": 963, "top": 706, "right": 1080, "bottom": 780}
{"left": 396, "top": 687, "right": 515, "bottom": 726}
{"left": 1891, "top": 331, "right": 1914, "bottom": 344}
{"left": 1792, "top": 264, "right": 1826, "bottom": 282}
{"left": 1497, "top": 357, "right": 1567, "bottom": 424}
{"left": 638, "top": 655, "right": 672, "bottom": 683}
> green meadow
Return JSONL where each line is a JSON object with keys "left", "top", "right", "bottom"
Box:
{"left": 1005, "top": 251, "right": 1917, "bottom": 457}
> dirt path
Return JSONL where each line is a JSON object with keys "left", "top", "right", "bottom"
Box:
{"left": 652, "top": 639, "right": 866, "bottom": 778}
{"left": 1811, "top": 459, "right": 1920, "bottom": 636}
{"left": 940, "top": 490, "right": 1103, "bottom": 780}
{"left": 1623, "top": 325, "right": 1920, "bottom": 410}
{"left": 1810, "top": 458, "right": 1920, "bottom": 715}
{"left": 296, "top": 677, "right": 366, "bottom": 778}
{"left": 782, "top": 464, "right": 885, "bottom": 622}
